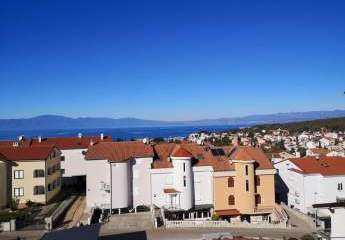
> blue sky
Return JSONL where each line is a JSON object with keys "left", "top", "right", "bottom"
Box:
{"left": 0, "top": 0, "right": 344, "bottom": 121}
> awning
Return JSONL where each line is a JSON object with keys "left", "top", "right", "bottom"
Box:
{"left": 215, "top": 209, "right": 240, "bottom": 216}
{"left": 163, "top": 188, "right": 180, "bottom": 194}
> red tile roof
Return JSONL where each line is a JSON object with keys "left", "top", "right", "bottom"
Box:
{"left": 0, "top": 145, "right": 56, "bottom": 161}
{"left": 289, "top": 156, "right": 345, "bottom": 176}
{"left": 30, "top": 135, "right": 112, "bottom": 150}
{"left": 85, "top": 141, "right": 154, "bottom": 162}
{"left": 0, "top": 152, "right": 7, "bottom": 160}
{"left": 152, "top": 143, "right": 274, "bottom": 171}
{"left": 230, "top": 146, "right": 274, "bottom": 169}
{"left": 171, "top": 145, "right": 193, "bottom": 158}
{"left": 0, "top": 135, "right": 112, "bottom": 150}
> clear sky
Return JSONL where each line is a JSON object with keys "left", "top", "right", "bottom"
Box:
{"left": 0, "top": 0, "right": 344, "bottom": 121}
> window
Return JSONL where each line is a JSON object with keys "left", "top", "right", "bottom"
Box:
{"left": 47, "top": 184, "right": 52, "bottom": 192}
{"left": 60, "top": 155, "right": 65, "bottom": 161}
{"left": 255, "top": 194, "right": 262, "bottom": 205}
{"left": 228, "top": 177, "right": 234, "bottom": 187}
{"left": 338, "top": 183, "right": 343, "bottom": 191}
{"left": 33, "top": 186, "right": 45, "bottom": 195}
{"left": 33, "top": 169, "right": 45, "bottom": 178}
{"left": 14, "top": 188, "right": 24, "bottom": 197}
{"left": 245, "top": 165, "right": 249, "bottom": 175}
{"left": 47, "top": 167, "right": 52, "bottom": 175}
{"left": 228, "top": 195, "right": 235, "bottom": 205}
{"left": 14, "top": 170, "right": 24, "bottom": 179}
{"left": 183, "top": 163, "right": 186, "bottom": 172}
{"left": 245, "top": 180, "right": 249, "bottom": 192}
{"left": 255, "top": 176, "right": 261, "bottom": 186}
{"left": 183, "top": 176, "right": 186, "bottom": 187}
{"left": 61, "top": 169, "right": 65, "bottom": 175}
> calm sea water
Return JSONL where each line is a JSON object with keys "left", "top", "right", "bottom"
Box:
{"left": 0, "top": 125, "right": 241, "bottom": 141}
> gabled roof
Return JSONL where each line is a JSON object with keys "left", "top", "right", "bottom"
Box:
{"left": 0, "top": 145, "right": 57, "bottom": 161}
{"left": 85, "top": 141, "right": 154, "bottom": 162}
{"left": 289, "top": 156, "right": 345, "bottom": 176}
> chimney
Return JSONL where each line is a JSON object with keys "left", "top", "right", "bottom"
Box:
{"left": 100, "top": 133, "right": 104, "bottom": 140}
{"left": 78, "top": 133, "right": 82, "bottom": 139}
{"left": 316, "top": 155, "right": 320, "bottom": 160}
{"left": 38, "top": 136, "right": 42, "bottom": 143}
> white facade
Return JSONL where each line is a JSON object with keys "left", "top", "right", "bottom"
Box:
{"left": 60, "top": 149, "right": 87, "bottom": 177}
{"left": 85, "top": 159, "right": 111, "bottom": 210}
{"left": 330, "top": 207, "right": 345, "bottom": 239}
{"left": 151, "top": 168, "right": 176, "bottom": 209}
{"left": 131, "top": 157, "right": 153, "bottom": 207}
{"left": 171, "top": 156, "right": 193, "bottom": 210}
{"left": 111, "top": 162, "right": 130, "bottom": 209}
{"left": 275, "top": 160, "right": 345, "bottom": 214}
{"left": 193, "top": 166, "right": 213, "bottom": 206}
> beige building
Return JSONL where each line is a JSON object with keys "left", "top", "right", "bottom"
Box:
{"left": 0, "top": 145, "right": 62, "bottom": 205}
{"left": 213, "top": 146, "right": 276, "bottom": 222}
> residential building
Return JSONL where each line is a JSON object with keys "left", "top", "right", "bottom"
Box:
{"left": 84, "top": 141, "right": 278, "bottom": 223}
{"left": 274, "top": 156, "right": 345, "bottom": 214}
{"left": 84, "top": 141, "right": 154, "bottom": 211}
{"left": 29, "top": 134, "right": 112, "bottom": 186}
{"left": 212, "top": 147, "right": 277, "bottom": 222}
{"left": 0, "top": 145, "right": 62, "bottom": 205}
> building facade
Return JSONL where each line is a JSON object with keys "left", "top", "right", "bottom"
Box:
{"left": 0, "top": 145, "right": 62, "bottom": 205}
{"left": 274, "top": 156, "right": 345, "bottom": 214}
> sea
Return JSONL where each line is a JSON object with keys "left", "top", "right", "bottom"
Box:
{"left": 0, "top": 125, "right": 242, "bottom": 141}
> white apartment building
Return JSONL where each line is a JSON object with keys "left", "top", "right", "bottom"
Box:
{"left": 274, "top": 156, "right": 345, "bottom": 215}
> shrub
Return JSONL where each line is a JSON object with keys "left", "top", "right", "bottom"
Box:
{"left": 9, "top": 198, "right": 19, "bottom": 211}
{"left": 301, "top": 235, "right": 315, "bottom": 240}
{"left": 211, "top": 214, "right": 220, "bottom": 221}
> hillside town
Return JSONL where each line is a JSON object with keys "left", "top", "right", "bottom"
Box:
{"left": 0, "top": 125, "right": 344, "bottom": 239}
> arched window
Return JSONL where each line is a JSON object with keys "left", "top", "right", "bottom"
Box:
{"left": 228, "top": 195, "right": 235, "bottom": 205}
{"left": 255, "top": 194, "right": 261, "bottom": 205}
{"left": 227, "top": 177, "right": 234, "bottom": 187}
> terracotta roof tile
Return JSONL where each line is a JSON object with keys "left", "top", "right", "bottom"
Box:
{"left": 85, "top": 141, "right": 154, "bottom": 162}
{"left": 290, "top": 156, "right": 345, "bottom": 176}
{"left": 0, "top": 145, "right": 56, "bottom": 161}
{"left": 171, "top": 145, "right": 193, "bottom": 158}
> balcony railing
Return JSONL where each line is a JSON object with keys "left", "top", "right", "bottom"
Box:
{"left": 163, "top": 204, "right": 181, "bottom": 211}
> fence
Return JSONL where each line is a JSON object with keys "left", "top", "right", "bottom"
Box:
{"left": 165, "top": 219, "right": 288, "bottom": 229}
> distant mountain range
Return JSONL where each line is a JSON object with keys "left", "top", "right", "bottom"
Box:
{"left": 0, "top": 110, "right": 345, "bottom": 131}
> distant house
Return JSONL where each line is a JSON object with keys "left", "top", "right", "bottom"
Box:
{"left": 274, "top": 156, "right": 345, "bottom": 215}
{"left": 0, "top": 145, "right": 62, "bottom": 205}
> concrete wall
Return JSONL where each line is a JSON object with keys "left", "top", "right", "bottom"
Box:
{"left": 132, "top": 157, "right": 153, "bottom": 207}
{"left": 213, "top": 172, "right": 235, "bottom": 211}
{"left": 171, "top": 157, "right": 193, "bottom": 210}
{"left": 60, "top": 149, "right": 87, "bottom": 177}
{"left": 234, "top": 162, "right": 255, "bottom": 214}
{"left": 193, "top": 166, "right": 213, "bottom": 206}
{"left": 111, "top": 162, "right": 130, "bottom": 209}
{"left": 151, "top": 168, "right": 174, "bottom": 208}
{"left": 256, "top": 174, "right": 276, "bottom": 208}
{"left": 85, "top": 159, "right": 110, "bottom": 209}
{"left": 331, "top": 208, "right": 345, "bottom": 239}
{"left": 0, "top": 161, "right": 8, "bottom": 208}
